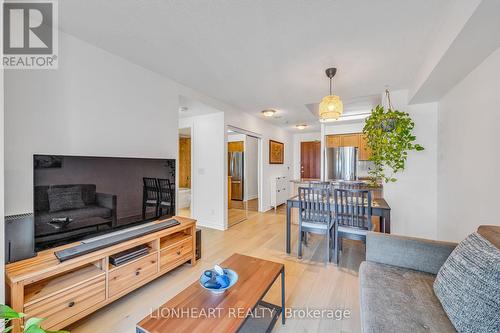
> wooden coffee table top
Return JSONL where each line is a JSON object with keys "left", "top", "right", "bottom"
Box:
{"left": 137, "top": 253, "right": 284, "bottom": 333}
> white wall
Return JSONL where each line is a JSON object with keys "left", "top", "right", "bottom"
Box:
{"left": 292, "top": 132, "right": 321, "bottom": 180}
{"left": 245, "top": 136, "right": 259, "bottom": 200}
{"left": 228, "top": 134, "right": 245, "bottom": 143}
{"left": 383, "top": 90, "right": 439, "bottom": 239}
{"left": 4, "top": 32, "right": 180, "bottom": 216}
{"left": 179, "top": 113, "right": 226, "bottom": 230}
{"left": 437, "top": 47, "right": 500, "bottom": 241}
{"left": 324, "top": 122, "right": 365, "bottom": 136}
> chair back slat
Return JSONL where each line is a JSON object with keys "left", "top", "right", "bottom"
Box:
{"left": 334, "top": 188, "right": 372, "bottom": 230}
{"left": 157, "top": 178, "right": 173, "bottom": 202}
{"left": 143, "top": 177, "right": 159, "bottom": 200}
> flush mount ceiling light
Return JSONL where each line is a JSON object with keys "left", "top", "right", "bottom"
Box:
{"left": 296, "top": 124, "right": 308, "bottom": 130}
{"left": 319, "top": 67, "right": 343, "bottom": 122}
{"left": 179, "top": 106, "right": 189, "bottom": 113}
{"left": 261, "top": 109, "right": 277, "bottom": 117}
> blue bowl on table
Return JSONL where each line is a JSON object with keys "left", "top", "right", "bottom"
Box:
{"left": 199, "top": 268, "right": 238, "bottom": 294}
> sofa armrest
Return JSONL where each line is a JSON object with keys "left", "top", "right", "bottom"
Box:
{"left": 366, "top": 232, "right": 457, "bottom": 274}
{"left": 96, "top": 193, "right": 116, "bottom": 210}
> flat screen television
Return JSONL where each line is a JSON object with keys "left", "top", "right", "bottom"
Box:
{"left": 33, "top": 155, "right": 176, "bottom": 251}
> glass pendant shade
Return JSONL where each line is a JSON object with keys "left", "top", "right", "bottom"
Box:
{"left": 319, "top": 94, "right": 343, "bottom": 122}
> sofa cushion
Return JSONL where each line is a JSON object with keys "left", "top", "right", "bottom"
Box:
{"left": 433, "top": 232, "right": 500, "bottom": 333}
{"left": 47, "top": 186, "right": 85, "bottom": 212}
{"left": 360, "top": 261, "right": 456, "bottom": 333}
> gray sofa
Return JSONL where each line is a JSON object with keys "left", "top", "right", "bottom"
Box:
{"left": 359, "top": 225, "right": 500, "bottom": 333}
{"left": 35, "top": 184, "right": 117, "bottom": 238}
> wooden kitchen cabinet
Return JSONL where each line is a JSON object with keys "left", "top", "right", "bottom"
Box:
{"left": 325, "top": 133, "right": 372, "bottom": 160}
{"left": 325, "top": 133, "right": 359, "bottom": 148}
{"left": 340, "top": 134, "right": 360, "bottom": 147}
{"left": 326, "top": 135, "right": 341, "bottom": 148}
{"left": 358, "top": 134, "right": 372, "bottom": 161}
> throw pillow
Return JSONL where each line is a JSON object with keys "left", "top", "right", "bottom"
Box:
{"left": 433, "top": 232, "right": 500, "bottom": 333}
{"left": 48, "top": 186, "right": 85, "bottom": 212}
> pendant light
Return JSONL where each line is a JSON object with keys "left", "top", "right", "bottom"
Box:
{"left": 319, "top": 67, "right": 343, "bottom": 122}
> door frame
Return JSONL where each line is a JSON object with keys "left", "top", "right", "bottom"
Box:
{"left": 226, "top": 125, "right": 263, "bottom": 213}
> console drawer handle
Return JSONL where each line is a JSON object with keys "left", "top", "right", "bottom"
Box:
{"left": 68, "top": 301, "right": 75, "bottom": 308}
{"left": 176, "top": 251, "right": 181, "bottom": 255}
{"left": 135, "top": 271, "right": 140, "bottom": 276}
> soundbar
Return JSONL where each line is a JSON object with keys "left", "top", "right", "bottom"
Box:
{"left": 55, "top": 219, "right": 181, "bottom": 262}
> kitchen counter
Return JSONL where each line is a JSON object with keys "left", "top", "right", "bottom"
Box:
{"left": 289, "top": 178, "right": 383, "bottom": 190}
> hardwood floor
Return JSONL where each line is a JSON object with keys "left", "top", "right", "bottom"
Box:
{"left": 230, "top": 198, "right": 259, "bottom": 211}
{"left": 68, "top": 209, "right": 364, "bottom": 333}
{"left": 228, "top": 198, "right": 259, "bottom": 227}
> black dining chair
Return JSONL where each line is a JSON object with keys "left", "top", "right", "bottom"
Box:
{"left": 142, "top": 177, "right": 160, "bottom": 219}
{"left": 298, "top": 186, "right": 335, "bottom": 265}
{"left": 333, "top": 188, "right": 373, "bottom": 264}
{"left": 157, "top": 178, "right": 174, "bottom": 216}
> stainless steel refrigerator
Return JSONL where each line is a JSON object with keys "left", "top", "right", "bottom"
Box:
{"left": 325, "top": 147, "right": 358, "bottom": 180}
{"left": 228, "top": 152, "right": 244, "bottom": 200}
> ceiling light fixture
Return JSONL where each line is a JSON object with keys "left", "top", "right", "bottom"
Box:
{"left": 261, "top": 109, "right": 276, "bottom": 117}
{"left": 319, "top": 67, "right": 343, "bottom": 122}
{"left": 296, "top": 124, "right": 308, "bottom": 130}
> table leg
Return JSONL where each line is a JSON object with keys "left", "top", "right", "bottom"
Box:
{"left": 281, "top": 267, "right": 286, "bottom": 325}
{"left": 286, "top": 202, "right": 291, "bottom": 254}
{"left": 383, "top": 210, "right": 391, "bottom": 234}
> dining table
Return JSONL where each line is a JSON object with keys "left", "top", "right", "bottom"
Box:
{"left": 285, "top": 194, "right": 391, "bottom": 254}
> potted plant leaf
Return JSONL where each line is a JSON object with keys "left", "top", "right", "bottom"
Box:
{"left": 1, "top": 305, "right": 69, "bottom": 333}
{"left": 363, "top": 90, "right": 424, "bottom": 185}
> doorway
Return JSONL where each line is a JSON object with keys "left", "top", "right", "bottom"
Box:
{"left": 227, "top": 128, "right": 261, "bottom": 227}
{"left": 300, "top": 141, "right": 321, "bottom": 179}
{"left": 178, "top": 127, "right": 192, "bottom": 217}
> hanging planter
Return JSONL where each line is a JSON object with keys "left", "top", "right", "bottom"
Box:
{"left": 363, "top": 90, "right": 424, "bottom": 185}
{"left": 380, "top": 117, "right": 397, "bottom": 132}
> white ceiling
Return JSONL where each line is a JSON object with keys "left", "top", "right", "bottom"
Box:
{"left": 59, "top": 0, "right": 451, "bottom": 130}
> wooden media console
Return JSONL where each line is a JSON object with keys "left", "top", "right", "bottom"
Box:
{"left": 5, "top": 216, "right": 197, "bottom": 333}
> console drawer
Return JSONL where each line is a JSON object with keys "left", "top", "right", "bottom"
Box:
{"left": 160, "top": 237, "right": 192, "bottom": 269}
{"left": 109, "top": 253, "right": 158, "bottom": 297}
{"left": 25, "top": 275, "right": 105, "bottom": 329}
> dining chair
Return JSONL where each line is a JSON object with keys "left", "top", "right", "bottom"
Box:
{"left": 142, "top": 177, "right": 160, "bottom": 219}
{"left": 333, "top": 188, "right": 373, "bottom": 264}
{"left": 298, "top": 186, "right": 335, "bottom": 265}
{"left": 157, "top": 178, "right": 174, "bottom": 216}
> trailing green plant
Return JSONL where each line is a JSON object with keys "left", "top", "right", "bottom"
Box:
{"left": 1, "top": 305, "right": 68, "bottom": 333}
{"left": 363, "top": 104, "right": 424, "bottom": 185}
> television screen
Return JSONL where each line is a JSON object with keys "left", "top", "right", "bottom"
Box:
{"left": 33, "top": 155, "right": 175, "bottom": 251}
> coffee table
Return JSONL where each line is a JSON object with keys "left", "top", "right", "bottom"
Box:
{"left": 136, "top": 253, "right": 285, "bottom": 333}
